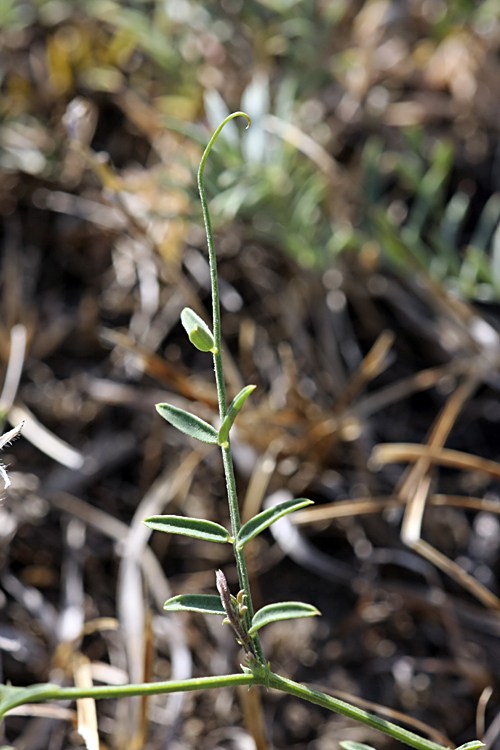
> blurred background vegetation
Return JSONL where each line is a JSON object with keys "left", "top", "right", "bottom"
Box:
{"left": 2, "top": 0, "right": 500, "bottom": 293}
{"left": 3, "top": 2, "right": 500, "bottom": 750}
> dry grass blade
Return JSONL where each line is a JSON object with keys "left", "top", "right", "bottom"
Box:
{"left": 115, "top": 451, "right": 200, "bottom": 749}
{"left": 291, "top": 477, "right": 500, "bottom": 608}
{"left": 401, "top": 474, "right": 432, "bottom": 546}
{"left": 292, "top": 493, "right": 500, "bottom": 526}
{"left": 74, "top": 653, "right": 99, "bottom": 750}
{"left": 82, "top": 618, "right": 120, "bottom": 637}
{"left": 476, "top": 685, "right": 494, "bottom": 740}
{"left": 403, "top": 472, "right": 500, "bottom": 608}
{"left": 0, "top": 324, "right": 27, "bottom": 414}
{"left": 482, "top": 704, "right": 500, "bottom": 750}
{"left": 5, "top": 705, "right": 77, "bottom": 721}
{"left": 397, "top": 372, "right": 480, "bottom": 503}
{"left": 364, "top": 365, "right": 500, "bottom": 611}
{"left": 431, "top": 494, "right": 500, "bottom": 513}
{"left": 334, "top": 330, "right": 395, "bottom": 414}
{"left": 371, "top": 447, "right": 500, "bottom": 608}
{"left": 35, "top": 188, "right": 126, "bottom": 229}
{"left": 410, "top": 537, "right": 500, "bottom": 611}
{"left": 238, "top": 685, "right": 270, "bottom": 750}
{"left": 371, "top": 443, "right": 500, "bottom": 482}
{"left": 292, "top": 497, "right": 400, "bottom": 524}
{"left": 8, "top": 403, "right": 84, "bottom": 470}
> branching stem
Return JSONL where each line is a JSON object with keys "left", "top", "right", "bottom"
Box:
{"left": 0, "top": 673, "right": 450, "bottom": 750}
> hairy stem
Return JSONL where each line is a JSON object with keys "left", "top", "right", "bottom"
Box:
{"left": 197, "top": 111, "right": 250, "bottom": 422}
{"left": 1, "top": 673, "right": 451, "bottom": 750}
{"left": 0, "top": 675, "right": 256, "bottom": 719}
{"left": 197, "top": 112, "right": 264, "bottom": 662}
{"left": 267, "top": 672, "right": 450, "bottom": 750}
{"left": 222, "top": 443, "right": 265, "bottom": 663}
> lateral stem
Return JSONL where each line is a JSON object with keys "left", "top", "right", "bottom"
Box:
{"left": 1, "top": 672, "right": 450, "bottom": 750}
{"left": 267, "top": 673, "right": 450, "bottom": 750}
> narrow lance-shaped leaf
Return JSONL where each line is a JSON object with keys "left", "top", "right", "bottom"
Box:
{"left": 237, "top": 498, "right": 313, "bottom": 549}
{"left": 156, "top": 403, "right": 218, "bottom": 444}
{"left": 164, "top": 594, "right": 226, "bottom": 616}
{"left": 248, "top": 601, "right": 320, "bottom": 636}
{"left": 454, "top": 743, "right": 484, "bottom": 750}
{"left": 144, "top": 515, "right": 232, "bottom": 544}
{"left": 180, "top": 307, "right": 215, "bottom": 352}
{"left": 218, "top": 385, "right": 256, "bottom": 445}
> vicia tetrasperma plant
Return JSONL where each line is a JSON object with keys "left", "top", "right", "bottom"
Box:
{"left": 0, "top": 114, "right": 482, "bottom": 750}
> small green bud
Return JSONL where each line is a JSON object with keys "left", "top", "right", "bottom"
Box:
{"left": 180, "top": 307, "right": 215, "bottom": 352}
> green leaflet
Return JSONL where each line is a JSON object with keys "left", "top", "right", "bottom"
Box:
{"left": 144, "top": 515, "right": 232, "bottom": 544}
{"left": 237, "top": 498, "right": 313, "bottom": 548}
{"left": 180, "top": 307, "right": 215, "bottom": 352}
{"left": 218, "top": 385, "right": 256, "bottom": 445}
{"left": 163, "top": 594, "right": 226, "bottom": 616}
{"left": 156, "top": 403, "right": 218, "bottom": 444}
{"left": 454, "top": 744, "right": 484, "bottom": 750}
{"left": 248, "top": 602, "right": 320, "bottom": 636}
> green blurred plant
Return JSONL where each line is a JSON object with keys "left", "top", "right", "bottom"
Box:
{"left": 331, "top": 131, "right": 500, "bottom": 302}
{"left": 160, "top": 74, "right": 332, "bottom": 268}
{"left": 199, "top": 76, "right": 331, "bottom": 267}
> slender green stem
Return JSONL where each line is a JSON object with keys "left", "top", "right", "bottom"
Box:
{"left": 267, "top": 673, "right": 450, "bottom": 750}
{"left": 222, "top": 443, "right": 265, "bottom": 663}
{"left": 0, "top": 675, "right": 256, "bottom": 719}
{"left": 1, "top": 672, "right": 451, "bottom": 750}
{"left": 197, "top": 112, "right": 264, "bottom": 662}
{"left": 197, "top": 111, "right": 250, "bottom": 421}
